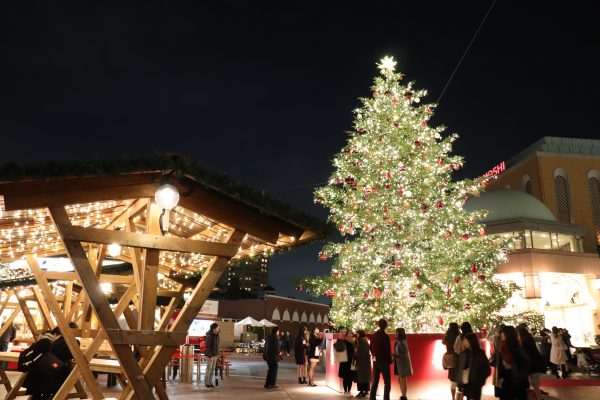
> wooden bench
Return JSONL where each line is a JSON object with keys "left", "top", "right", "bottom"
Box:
{"left": 0, "top": 351, "right": 123, "bottom": 399}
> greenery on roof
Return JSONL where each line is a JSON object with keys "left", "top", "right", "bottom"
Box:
{"left": 0, "top": 154, "right": 331, "bottom": 236}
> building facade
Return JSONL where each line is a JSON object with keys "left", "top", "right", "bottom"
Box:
{"left": 487, "top": 136, "right": 600, "bottom": 253}
{"left": 218, "top": 295, "right": 330, "bottom": 337}
{"left": 219, "top": 257, "right": 269, "bottom": 296}
{"left": 467, "top": 184, "right": 600, "bottom": 343}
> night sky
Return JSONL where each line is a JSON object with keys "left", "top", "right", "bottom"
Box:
{"left": 1, "top": 1, "right": 598, "bottom": 299}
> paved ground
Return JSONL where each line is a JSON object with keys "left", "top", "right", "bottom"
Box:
{"left": 2, "top": 355, "right": 600, "bottom": 399}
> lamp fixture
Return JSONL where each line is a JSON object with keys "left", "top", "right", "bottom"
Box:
{"left": 155, "top": 184, "right": 180, "bottom": 210}
{"left": 155, "top": 183, "right": 180, "bottom": 236}
{"left": 107, "top": 243, "right": 122, "bottom": 258}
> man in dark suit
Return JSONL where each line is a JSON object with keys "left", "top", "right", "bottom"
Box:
{"left": 369, "top": 319, "right": 392, "bottom": 400}
{"left": 263, "top": 326, "right": 282, "bottom": 389}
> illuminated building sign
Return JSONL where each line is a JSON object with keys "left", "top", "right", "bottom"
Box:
{"left": 484, "top": 161, "right": 506, "bottom": 178}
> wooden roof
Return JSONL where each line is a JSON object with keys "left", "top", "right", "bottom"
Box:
{"left": 0, "top": 155, "right": 326, "bottom": 275}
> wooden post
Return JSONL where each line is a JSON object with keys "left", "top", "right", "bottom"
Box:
{"left": 15, "top": 292, "right": 40, "bottom": 338}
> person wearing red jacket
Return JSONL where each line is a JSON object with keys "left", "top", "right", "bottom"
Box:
{"left": 369, "top": 319, "right": 392, "bottom": 400}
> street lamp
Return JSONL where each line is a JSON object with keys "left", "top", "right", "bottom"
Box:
{"left": 155, "top": 184, "right": 180, "bottom": 235}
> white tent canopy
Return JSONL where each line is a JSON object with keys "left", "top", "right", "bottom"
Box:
{"left": 254, "top": 318, "right": 277, "bottom": 327}
{"left": 234, "top": 316, "right": 260, "bottom": 326}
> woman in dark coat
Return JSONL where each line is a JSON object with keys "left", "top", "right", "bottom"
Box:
{"left": 442, "top": 322, "right": 460, "bottom": 399}
{"left": 338, "top": 331, "right": 357, "bottom": 395}
{"left": 493, "top": 326, "right": 531, "bottom": 400}
{"left": 355, "top": 329, "right": 372, "bottom": 398}
{"left": 517, "top": 327, "right": 546, "bottom": 400}
{"left": 456, "top": 333, "right": 491, "bottom": 400}
{"left": 393, "top": 328, "right": 413, "bottom": 400}
{"left": 294, "top": 326, "right": 308, "bottom": 384}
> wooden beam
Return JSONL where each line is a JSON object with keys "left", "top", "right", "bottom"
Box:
{"left": 58, "top": 224, "right": 239, "bottom": 257}
{"left": 127, "top": 220, "right": 144, "bottom": 301}
{"left": 49, "top": 206, "right": 156, "bottom": 400}
{"left": 0, "top": 172, "right": 162, "bottom": 211}
{"left": 64, "top": 281, "right": 73, "bottom": 317}
{"left": 142, "top": 230, "right": 245, "bottom": 385}
{"left": 0, "top": 305, "right": 20, "bottom": 338}
{"left": 27, "top": 255, "right": 105, "bottom": 400}
{"left": 0, "top": 290, "right": 13, "bottom": 317}
{"left": 156, "top": 290, "right": 183, "bottom": 298}
{"left": 139, "top": 201, "right": 161, "bottom": 331}
{"left": 104, "top": 198, "right": 149, "bottom": 230}
{"left": 106, "top": 330, "right": 187, "bottom": 346}
{"left": 178, "top": 182, "right": 304, "bottom": 243}
{"left": 66, "top": 290, "right": 85, "bottom": 322}
{"left": 32, "top": 286, "right": 56, "bottom": 329}
{"left": 15, "top": 293, "right": 39, "bottom": 338}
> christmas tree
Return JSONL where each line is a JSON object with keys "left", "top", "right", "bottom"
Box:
{"left": 300, "top": 57, "right": 516, "bottom": 332}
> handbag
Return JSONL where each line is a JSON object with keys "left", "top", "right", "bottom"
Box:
{"left": 314, "top": 346, "right": 322, "bottom": 358}
{"left": 334, "top": 348, "right": 348, "bottom": 363}
{"left": 442, "top": 352, "right": 457, "bottom": 370}
{"left": 461, "top": 368, "right": 470, "bottom": 385}
{"left": 350, "top": 359, "right": 358, "bottom": 371}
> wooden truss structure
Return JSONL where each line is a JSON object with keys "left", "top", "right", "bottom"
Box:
{"left": 0, "top": 166, "right": 320, "bottom": 399}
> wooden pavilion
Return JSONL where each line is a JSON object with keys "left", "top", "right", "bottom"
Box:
{"left": 0, "top": 155, "right": 325, "bottom": 399}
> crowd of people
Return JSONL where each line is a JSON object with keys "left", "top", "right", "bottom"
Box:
{"left": 261, "top": 319, "right": 580, "bottom": 400}
{"left": 442, "top": 322, "right": 577, "bottom": 400}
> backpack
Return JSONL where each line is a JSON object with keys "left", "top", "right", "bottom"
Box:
{"left": 333, "top": 340, "right": 346, "bottom": 352}
{"left": 17, "top": 336, "right": 53, "bottom": 372}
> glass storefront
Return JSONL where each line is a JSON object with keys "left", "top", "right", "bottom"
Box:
{"left": 500, "top": 230, "right": 583, "bottom": 252}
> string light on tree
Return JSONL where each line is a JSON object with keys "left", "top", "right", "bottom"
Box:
{"left": 300, "top": 56, "right": 516, "bottom": 332}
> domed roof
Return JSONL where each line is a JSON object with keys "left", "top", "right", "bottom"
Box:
{"left": 464, "top": 189, "right": 556, "bottom": 223}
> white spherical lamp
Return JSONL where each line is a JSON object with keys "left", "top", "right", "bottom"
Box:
{"left": 107, "top": 243, "right": 122, "bottom": 258}
{"left": 155, "top": 184, "right": 180, "bottom": 210}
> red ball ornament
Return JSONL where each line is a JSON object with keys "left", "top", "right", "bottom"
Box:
{"left": 378, "top": 135, "right": 383, "bottom": 142}
{"left": 446, "top": 290, "right": 452, "bottom": 299}
{"left": 332, "top": 271, "right": 340, "bottom": 279}
{"left": 363, "top": 292, "right": 369, "bottom": 298}
{"left": 438, "top": 159, "right": 444, "bottom": 166}
{"left": 470, "top": 264, "right": 478, "bottom": 274}
{"left": 386, "top": 117, "right": 392, "bottom": 123}
{"left": 386, "top": 171, "right": 392, "bottom": 179}
{"left": 370, "top": 236, "right": 376, "bottom": 242}
{"left": 319, "top": 253, "right": 328, "bottom": 261}
{"left": 420, "top": 120, "right": 427, "bottom": 127}
{"left": 403, "top": 91, "right": 413, "bottom": 100}
{"left": 394, "top": 260, "right": 401, "bottom": 267}
{"left": 420, "top": 204, "right": 428, "bottom": 213}
{"left": 357, "top": 127, "right": 365, "bottom": 133}
{"left": 454, "top": 277, "right": 461, "bottom": 284}
{"left": 414, "top": 269, "right": 421, "bottom": 277}
{"left": 324, "top": 290, "right": 336, "bottom": 297}
{"left": 374, "top": 288, "right": 382, "bottom": 298}
{"left": 409, "top": 291, "right": 417, "bottom": 298}
{"left": 394, "top": 122, "right": 399, "bottom": 128}
{"left": 438, "top": 316, "right": 444, "bottom": 326}
{"left": 414, "top": 140, "right": 422, "bottom": 147}
{"left": 464, "top": 303, "right": 472, "bottom": 310}
{"left": 295, "top": 286, "right": 302, "bottom": 292}
{"left": 444, "top": 231, "right": 452, "bottom": 239}
{"left": 392, "top": 98, "right": 399, "bottom": 105}
{"left": 416, "top": 283, "right": 423, "bottom": 289}
{"left": 462, "top": 233, "right": 470, "bottom": 241}
{"left": 435, "top": 201, "right": 443, "bottom": 209}
{"left": 478, "top": 274, "right": 486, "bottom": 282}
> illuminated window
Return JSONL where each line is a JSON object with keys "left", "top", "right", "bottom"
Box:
{"left": 554, "top": 169, "right": 571, "bottom": 223}
{"left": 589, "top": 173, "right": 600, "bottom": 246}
